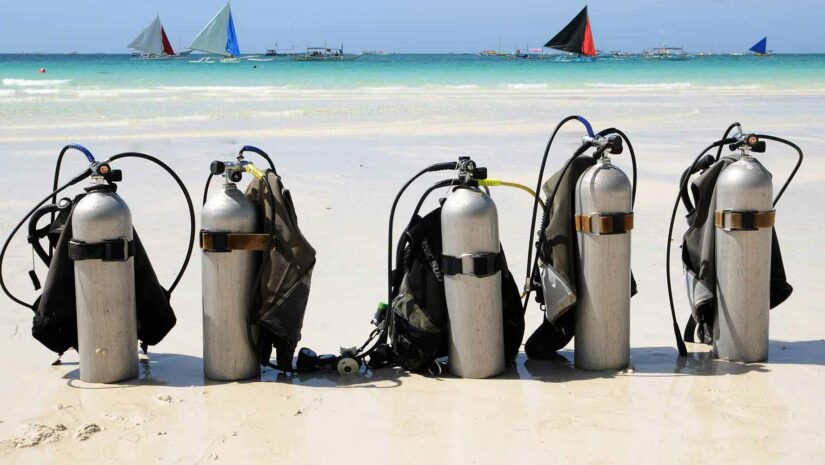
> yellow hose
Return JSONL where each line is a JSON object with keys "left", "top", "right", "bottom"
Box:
{"left": 477, "top": 179, "right": 545, "bottom": 208}
{"left": 244, "top": 163, "right": 266, "bottom": 180}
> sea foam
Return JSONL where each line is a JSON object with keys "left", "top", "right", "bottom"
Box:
{"left": 2, "top": 78, "right": 70, "bottom": 87}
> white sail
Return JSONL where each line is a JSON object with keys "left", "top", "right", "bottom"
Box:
{"left": 188, "top": 3, "right": 234, "bottom": 57}
{"left": 128, "top": 15, "right": 164, "bottom": 56}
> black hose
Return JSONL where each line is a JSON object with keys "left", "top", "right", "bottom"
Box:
{"left": 665, "top": 137, "right": 738, "bottom": 356}
{"left": 386, "top": 162, "right": 457, "bottom": 314}
{"left": 755, "top": 134, "right": 804, "bottom": 206}
{"left": 715, "top": 122, "right": 741, "bottom": 161}
{"left": 106, "top": 152, "right": 196, "bottom": 295}
{"left": 523, "top": 116, "right": 582, "bottom": 299}
{"left": 0, "top": 169, "right": 92, "bottom": 310}
{"left": 202, "top": 173, "right": 214, "bottom": 205}
{"left": 595, "top": 127, "right": 638, "bottom": 205}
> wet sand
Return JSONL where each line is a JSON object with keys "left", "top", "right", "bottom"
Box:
{"left": 0, "top": 88, "right": 823, "bottom": 464}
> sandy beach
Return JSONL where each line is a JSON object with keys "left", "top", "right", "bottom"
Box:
{"left": 0, "top": 84, "right": 823, "bottom": 464}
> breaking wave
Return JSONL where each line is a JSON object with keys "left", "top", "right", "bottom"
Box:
{"left": 2, "top": 78, "right": 71, "bottom": 87}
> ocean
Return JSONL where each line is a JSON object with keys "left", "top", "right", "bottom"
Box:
{"left": 2, "top": 53, "right": 824, "bottom": 95}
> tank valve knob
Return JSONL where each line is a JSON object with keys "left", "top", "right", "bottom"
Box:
{"left": 210, "top": 160, "right": 226, "bottom": 176}
{"left": 473, "top": 166, "right": 488, "bottom": 180}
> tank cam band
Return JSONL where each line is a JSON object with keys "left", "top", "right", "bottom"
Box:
{"left": 68, "top": 239, "right": 134, "bottom": 262}
{"left": 200, "top": 230, "right": 273, "bottom": 253}
{"left": 714, "top": 210, "right": 775, "bottom": 231}
{"left": 441, "top": 252, "right": 503, "bottom": 278}
{"left": 575, "top": 212, "right": 634, "bottom": 235}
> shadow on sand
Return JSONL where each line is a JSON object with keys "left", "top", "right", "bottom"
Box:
{"left": 61, "top": 339, "right": 823, "bottom": 388}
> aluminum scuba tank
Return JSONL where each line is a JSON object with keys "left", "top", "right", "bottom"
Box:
{"left": 201, "top": 176, "right": 261, "bottom": 381}
{"left": 574, "top": 155, "right": 632, "bottom": 371}
{"left": 713, "top": 154, "right": 773, "bottom": 362}
{"left": 71, "top": 177, "right": 138, "bottom": 384}
{"left": 441, "top": 159, "right": 505, "bottom": 378}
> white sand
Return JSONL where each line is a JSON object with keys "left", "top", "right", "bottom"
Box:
{"left": 0, "top": 88, "right": 823, "bottom": 464}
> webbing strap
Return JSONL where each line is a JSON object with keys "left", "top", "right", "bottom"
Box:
{"left": 575, "top": 212, "right": 634, "bottom": 235}
{"left": 441, "top": 252, "right": 503, "bottom": 278}
{"left": 714, "top": 210, "right": 775, "bottom": 231}
{"left": 68, "top": 238, "right": 134, "bottom": 262}
{"left": 200, "top": 230, "right": 273, "bottom": 253}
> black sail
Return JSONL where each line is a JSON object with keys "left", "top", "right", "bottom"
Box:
{"left": 545, "top": 6, "right": 596, "bottom": 56}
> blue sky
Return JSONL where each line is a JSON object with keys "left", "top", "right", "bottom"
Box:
{"left": 0, "top": 0, "right": 822, "bottom": 53}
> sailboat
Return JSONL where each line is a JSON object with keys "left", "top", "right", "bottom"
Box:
{"left": 128, "top": 15, "right": 176, "bottom": 59}
{"left": 749, "top": 37, "right": 770, "bottom": 56}
{"left": 188, "top": 2, "right": 241, "bottom": 63}
{"left": 545, "top": 6, "right": 596, "bottom": 61}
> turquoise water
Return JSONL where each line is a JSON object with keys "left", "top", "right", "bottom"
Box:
{"left": 1, "top": 53, "right": 824, "bottom": 92}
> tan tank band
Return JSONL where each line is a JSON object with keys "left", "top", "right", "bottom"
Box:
{"left": 714, "top": 210, "right": 775, "bottom": 231}
{"left": 200, "top": 231, "right": 273, "bottom": 252}
{"left": 575, "top": 213, "right": 634, "bottom": 235}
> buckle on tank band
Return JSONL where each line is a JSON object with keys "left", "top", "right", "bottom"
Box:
{"left": 441, "top": 252, "right": 503, "bottom": 277}
{"left": 68, "top": 238, "right": 134, "bottom": 262}
{"left": 575, "top": 212, "right": 634, "bottom": 235}
{"left": 200, "top": 230, "right": 274, "bottom": 253}
{"left": 714, "top": 210, "right": 775, "bottom": 231}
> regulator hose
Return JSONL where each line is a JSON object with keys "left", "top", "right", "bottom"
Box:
{"left": 105, "top": 152, "right": 196, "bottom": 295}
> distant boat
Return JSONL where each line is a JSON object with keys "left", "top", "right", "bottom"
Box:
{"left": 642, "top": 45, "right": 690, "bottom": 60}
{"left": 749, "top": 37, "right": 771, "bottom": 56}
{"left": 293, "top": 46, "right": 359, "bottom": 61}
{"left": 128, "top": 15, "right": 176, "bottom": 59}
{"left": 545, "top": 6, "right": 597, "bottom": 59}
{"left": 188, "top": 2, "right": 241, "bottom": 63}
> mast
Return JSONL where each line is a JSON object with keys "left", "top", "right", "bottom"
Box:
{"left": 545, "top": 6, "right": 596, "bottom": 57}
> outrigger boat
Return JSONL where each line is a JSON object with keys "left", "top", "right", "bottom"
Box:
{"left": 293, "top": 45, "right": 359, "bottom": 61}
{"left": 188, "top": 2, "right": 241, "bottom": 63}
{"left": 642, "top": 45, "right": 690, "bottom": 60}
{"left": 545, "top": 6, "right": 597, "bottom": 61}
{"left": 749, "top": 37, "right": 771, "bottom": 56}
{"left": 128, "top": 15, "right": 176, "bottom": 59}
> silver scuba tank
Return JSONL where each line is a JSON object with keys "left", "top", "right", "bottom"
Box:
{"left": 713, "top": 154, "right": 773, "bottom": 362}
{"left": 574, "top": 155, "right": 632, "bottom": 371}
{"left": 201, "top": 178, "right": 261, "bottom": 381}
{"left": 441, "top": 165, "right": 505, "bottom": 378}
{"left": 72, "top": 181, "right": 138, "bottom": 384}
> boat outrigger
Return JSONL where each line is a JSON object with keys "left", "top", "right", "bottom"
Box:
{"left": 188, "top": 2, "right": 241, "bottom": 63}
{"left": 128, "top": 15, "right": 176, "bottom": 59}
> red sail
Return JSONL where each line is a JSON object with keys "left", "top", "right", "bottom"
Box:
{"left": 161, "top": 27, "right": 175, "bottom": 56}
{"left": 582, "top": 20, "right": 595, "bottom": 56}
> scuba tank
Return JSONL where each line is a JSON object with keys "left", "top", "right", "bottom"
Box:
{"left": 523, "top": 116, "right": 637, "bottom": 370}
{"left": 200, "top": 146, "right": 316, "bottom": 376}
{"left": 201, "top": 157, "right": 267, "bottom": 381}
{"left": 70, "top": 165, "right": 138, "bottom": 383}
{"left": 0, "top": 144, "right": 195, "bottom": 383}
{"left": 666, "top": 127, "right": 803, "bottom": 361}
{"left": 573, "top": 148, "right": 632, "bottom": 370}
{"left": 441, "top": 158, "right": 504, "bottom": 378}
{"left": 299, "top": 157, "right": 531, "bottom": 376}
